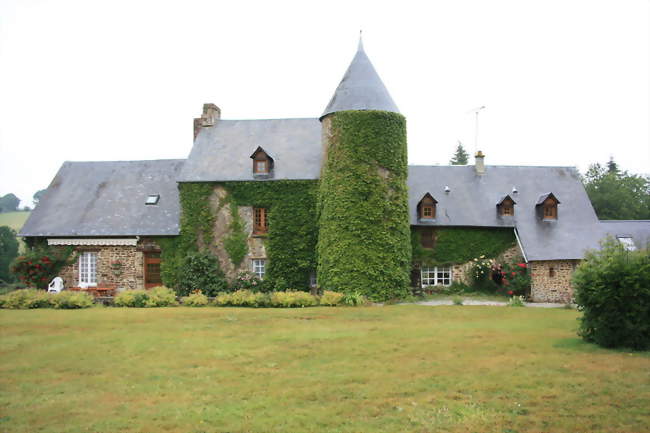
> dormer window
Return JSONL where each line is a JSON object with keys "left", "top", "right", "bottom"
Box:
{"left": 497, "top": 195, "right": 516, "bottom": 216}
{"left": 250, "top": 146, "right": 274, "bottom": 177}
{"left": 417, "top": 193, "right": 437, "bottom": 220}
{"left": 536, "top": 193, "right": 560, "bottom": 220}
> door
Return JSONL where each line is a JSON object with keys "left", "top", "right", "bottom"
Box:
{"left": 144, "top": 252, "right": 162, "bottom": 289}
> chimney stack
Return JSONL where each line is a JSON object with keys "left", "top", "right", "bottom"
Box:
{"left": 193, "top": 103, "right": 221, "bottom": 140}
{"left": 475, "top": 150, "right": 485, "bottom": 175}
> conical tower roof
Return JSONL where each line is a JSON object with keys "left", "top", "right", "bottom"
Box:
{"left": 321, "top": 38, "right": 399, "bottom": 119}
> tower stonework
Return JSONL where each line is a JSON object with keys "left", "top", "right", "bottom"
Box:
{"left": 317, "top": 41, "right": 411, "bottom": 301}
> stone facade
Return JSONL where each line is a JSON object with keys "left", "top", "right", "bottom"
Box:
{"left": 451, "top": 244, "right": 524, "bottom": 285}
{"left": 529, "top": 259, "right": 579, "bottom": 303}
{"left": 206, "top": 185, "right": 266, "bottom": 280}
{"left": 55, "top": 238, "right": 161, "bottom": 290}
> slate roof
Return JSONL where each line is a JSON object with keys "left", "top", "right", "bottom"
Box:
{"left": 20, "top": 159, "right": 184, "bottom": 237}
{"left": 407, "top": 165, "right": 607, "bottom": 261}
{"left": 178, "top": 118, "right": 322, "bottom": 182}
{"left": 321, "top": 39, "right": 399, "bottom": 119}
{"left": 600, "top": 220, "right": 650, "bottom": 250}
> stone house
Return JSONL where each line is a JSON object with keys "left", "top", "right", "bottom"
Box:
{"left": 19, "top": 40, "right": 649, "bottom": 302}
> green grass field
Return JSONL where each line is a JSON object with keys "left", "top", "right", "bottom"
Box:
{"left": 1, "top": 306, "right": 648, "bottom": 433}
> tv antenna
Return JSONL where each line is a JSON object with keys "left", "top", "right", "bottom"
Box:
{"left": 467, "top": 105, "right": 486, "bottom": 153}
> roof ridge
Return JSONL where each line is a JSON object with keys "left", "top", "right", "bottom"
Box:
{"left": 64, "top": 159, "right": 186, "bottom": 164}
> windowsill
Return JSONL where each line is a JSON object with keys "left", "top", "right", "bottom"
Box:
{"left": 253, "top": 173, "right": 273, "bottom": 180}
{"left": 252, "top": 233, "right": 268, "bottom": 238}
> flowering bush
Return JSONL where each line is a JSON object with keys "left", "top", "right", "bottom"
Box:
{"left": 182, "top": 290, "right": 209, "bottom": 307}
{"left": 497, "top": 262, "right": 530, "bottom": 297}
{"left": 230, "top": 271, "right": 266, "bottom": 292}
{"left": 11, "top": 247, "right": 75, "bottom": 289}
{"left": 469, "top": 256, "right": 496, "bottom": 292}
{"left": 507, "top": 295, "right": 526, "bottom": 307}
{"left": 319, "top": 290, "right": 344, "bottom": 306}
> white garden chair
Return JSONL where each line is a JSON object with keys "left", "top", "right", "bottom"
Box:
{"left": 47, "top": 277, "right": 64, "bottom": 294}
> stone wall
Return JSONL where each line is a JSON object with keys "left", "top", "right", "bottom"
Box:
{"left": 206, "top": 185, "right": 266, "bottom": 280}
{"left": 55, "top": 238, "right": 161, "bottom": 290}
{"left": 451, "top": 244, "right": 524, "bottom": 285}
{"left": 529, "top": 259, "right": 579, "bottom": 303}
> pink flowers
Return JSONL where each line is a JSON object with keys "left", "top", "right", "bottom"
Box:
{"left": 508, "top": 290, "right": 514, "bottom": 295}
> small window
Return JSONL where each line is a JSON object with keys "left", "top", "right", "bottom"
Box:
{"left": 420, "top": 228, "right": 435, "bottom": 249}
{"left": 502, "top": 205, "right": 513, "bottom": 216}
{"left": 417, "top": 193, "right": 437, "bottom": 220}
{"left": 421, "top": 266, "right": 452, "bottom": 287}
{"left": 255, "top": 160, "right": 268, "bottom": 174}
{"left": 145, "top": 194, "right": 160, "bottom": 205}
{"left": 253, "top": 207, "right": 268, "bottom": 234}
{"left": 252, "top": 259, "right": 266, "bottom": 279}
{"left": 543, "top": 202, "right": 557, "bottom": 219}
{"left": 549, "top": 267, "right": 555, "bottom": 278}
{"left": 536, "top": 193, "right": 560, "bottom": 220}
{"left": 617, "top": 237, "right": 636, "bottom": 251}
{"left": 79, "top": 252, "right": 97, "bottom": 288}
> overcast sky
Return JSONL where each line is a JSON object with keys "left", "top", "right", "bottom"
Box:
{"left": 1, "top": 0, "right": 648, "bottom": 207}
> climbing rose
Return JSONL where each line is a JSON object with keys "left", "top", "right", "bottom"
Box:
{"left": 508, "top": 290, "right": 513, "bottom": 295}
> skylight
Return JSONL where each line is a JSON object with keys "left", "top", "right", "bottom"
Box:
{"left": 617, "top": 236, "right": 636, "bottom": 251}
{"left": 145, "top": 194, "right": 160, "bottom": 205}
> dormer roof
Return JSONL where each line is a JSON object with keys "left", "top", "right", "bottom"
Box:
{"left": 535, "top": 192, "right": 560, "bottom": 206}
{"left": 497, "top": 195, "right": 517, "bottom": 206}
{"left": 250, "top": 146, "right": 274, "bottom": 163}
{"left": 321, "top": 38, "right": 399, "bottom": 120}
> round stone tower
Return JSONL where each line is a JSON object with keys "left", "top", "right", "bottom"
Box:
{"left": 317, "top": 39, "right": 411, "bottom": 301}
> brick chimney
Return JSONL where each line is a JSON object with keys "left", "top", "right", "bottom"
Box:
{"left": 474, "top": 150, "right": 485, "bottom": 175}
{"left": 193, "top": 103, "right": 221, "bottom": 140}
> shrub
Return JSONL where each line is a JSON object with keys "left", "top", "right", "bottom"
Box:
{"left": 469, "top": 257, "right": 497, "bottom": 292}
{"left": 452, "top": 296, "right": 463, "bottom": 306}
{"left": 182, "top": 291, "right": 209, "bottom": 307}
{"left": 52, "top": 291, "right": 93, "bottom": 309}
{"left": 0, "top": 289, "right": 49, "bottom": 309}
{"left": 230, "top": 271, "right": 265, "bottom": 292}
{"left": 214, "top": 290, "right": 269, "bottom": 307}
{"left": 176, "top": 252, "right": 228, "bottom": 297}
{"left": 319, "top": 290, "right": 344, "bottom": 306}
{"left": 11, "top": 246, "right": 75, "bottom": 289}
{"left": 145, "top": 286, "right": 178, "bottom": 307}
{"left": 341, "top": 291, "right": 367, "bottom": 306}
{"left": 573, "top": 239, "right": 650, "bottom": 350}
{"left": 499, "top": 262, "right": 530, "bottom": 297}
{"left": 270, "top": 290, "right": 318, "bottom": 308}
{"left": 507, "top": 295, "right": 526, "bottom": 307}
{"left": 114, "top": 290, "right": 149, "bottom": 308}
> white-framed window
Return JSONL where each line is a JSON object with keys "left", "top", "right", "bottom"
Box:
{"left": 252, "top": 259, "right": 266, "bottom": 279}
{"left": 617, "top": 236, "right": 636, "bottom": 251}
{"left": 79, "top": 252, "right": 97, "bottom": 288}
{"left": 309, "top": 271, "right": 318, "bottom": 288}
{"left": 421, "top": 266, "right": 452, "bottom": 287}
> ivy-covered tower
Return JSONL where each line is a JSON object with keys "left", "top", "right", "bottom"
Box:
{"left": 317, "top": 39, "right": 411, "bottom": 301}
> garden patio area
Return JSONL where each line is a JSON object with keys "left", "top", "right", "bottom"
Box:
{"left": 1, "top": 305, "right": 648, "bottom": 433}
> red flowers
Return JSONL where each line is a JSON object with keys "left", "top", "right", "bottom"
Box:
{"left": 511, "top": 272, "right": 516, "bottom": 276}
{"left": 516, "top": 263, "right": 527, "bottom": 268}
{"left": 508, "top": 290, "right": 514, "bottom": 295}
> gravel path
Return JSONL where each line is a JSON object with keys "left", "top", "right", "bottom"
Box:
{"left": 411, "top": 300, "right": 568, "bottom": 308}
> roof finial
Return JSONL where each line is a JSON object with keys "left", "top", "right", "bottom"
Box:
{"left": 358, "top": 29, "right": 364, "bottom": 52}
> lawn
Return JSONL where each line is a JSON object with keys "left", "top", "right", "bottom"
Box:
{"left": 1, "top": 306, "right": 648, "bottom": 433}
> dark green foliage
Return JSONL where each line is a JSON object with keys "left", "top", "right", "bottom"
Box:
{"left": 176, "top": 251, "right": 228, "bottom": 297}
{"left": 317, "top": 111, "right": 411, "bottom": 301}
{"left": 0, "top": 226, "right": 19, "bottom": 283}
{"left": 573, "top": 238, "right": 650, "bottom": 350}
{"left": 583, "top": 161, "right": 650, "bottom": 220}
{"left": 223, "top": 203, "right": 247, "bottom": 267}
{"left": 411, "top": 227, "right": 516, "bottom": 266}
{"left": 159, "top": 183, "right": 214, "bottom": 288}
{"left": 450, "top": 141, "right": 469, "bottom": 165}
{"left": 223, "top": 180, "right": 319, "bottom": 291}
{"left": 0, "top": 193, "right": 20, "bottom": 213}
{"left": 32, "top": 189, "right": 47, "bottom": 207}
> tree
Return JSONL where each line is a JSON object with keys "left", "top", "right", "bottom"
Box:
{"left": 0, "top": 226, "right": 19, "bottom": 283}
{"left": 583, "top": 161, "right": 650, "bottom": 220}
{"left": 449, "top": 141, "right": 469, "bottom": 165}
{"left": 33, "top": 189, "right": 47, "bottom": 207}
{"left": 0, "top": 194, "right": 20, "bottom": 213}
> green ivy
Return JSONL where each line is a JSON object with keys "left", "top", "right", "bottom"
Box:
{"left": 160, "top": 183, "right": 214, "bottom": 288}
{"left": 223, "top": 202, "right": 247, "bottom": 267}
{"left": 411, "top": 227, "right": 516, "bottom": 266}
{"left": 222, "top": 180, "right": 318, "bottom": 290}
{"left": 317, "top": 111, "right": 411, "bottom": 301}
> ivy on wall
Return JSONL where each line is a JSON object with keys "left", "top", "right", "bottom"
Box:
{"left": 223, "top": 202, "right": 247, "bottom": 267}
{"left": 222, "top": 180, "right": 318, "bottom": 290}
{"left": 160, "top": 183, "right": 214, "bottom": 288}
{"left": 411, "top": 226, "right": 516, "bottom": 266}
{"left": 317, "top": 111, "right": 412, "bottom": 301}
